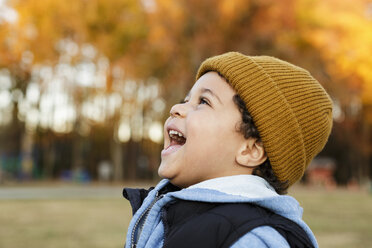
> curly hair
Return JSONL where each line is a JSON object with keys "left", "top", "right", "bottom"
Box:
{"left": 233, "top": 94, "right": 289, "bottom": 195}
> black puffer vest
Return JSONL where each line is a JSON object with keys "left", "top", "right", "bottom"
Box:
{"left": 162, "top": 200, "right": 314, "bottom": 248}
{"left": 123, "top": 186, "right": 314, "bottom": 248}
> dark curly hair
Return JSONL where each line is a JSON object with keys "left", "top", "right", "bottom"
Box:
{"left": 233, "top": 94, "right": 289, "bottom": 195}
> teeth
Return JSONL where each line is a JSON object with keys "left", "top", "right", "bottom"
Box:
{"left": 169, "top": 130, "right": 184, "bottom": 138}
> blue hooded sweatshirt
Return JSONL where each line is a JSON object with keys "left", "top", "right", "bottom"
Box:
{"left": 124, "top": 175, "right": 318, "bottom": 248}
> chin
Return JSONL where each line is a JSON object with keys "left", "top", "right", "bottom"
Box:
{"left": 157, "top": 162, "right": 170, "bottom": 179}
{"left": 157, "top": 166, "right": 165, "bottom": 178}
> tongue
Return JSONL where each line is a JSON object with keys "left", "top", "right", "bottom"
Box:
{"left": 175, "top": 136, "right": 186, "bottom": 145}
{"left": 165, "top": 138, "right": 186, "bottom": 151}
{"left": 163, "top": 140, "right": 183, "bottom": 154}
{"left": 170, "top": 139, "right": 183, "bottom": 146}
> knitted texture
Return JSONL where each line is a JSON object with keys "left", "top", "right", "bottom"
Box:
{"left": 196, "top": 52, "right": 333, "bottom": 186}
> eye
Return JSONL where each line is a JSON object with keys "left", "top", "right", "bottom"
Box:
{"left": 180, "top": 98, "right": 189, "bottom": 104}
{"left": 199, "top": 96, "right": 210, "bottom": 106}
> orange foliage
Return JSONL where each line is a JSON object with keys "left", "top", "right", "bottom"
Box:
{"left": 3, "top": 0, "right": 372, "bottom": 106}
{"left": 297, "top": 0, "right": 372, "bottom": 104}
{"left": 0, "top": 0, "right": 371, "bottom": 183}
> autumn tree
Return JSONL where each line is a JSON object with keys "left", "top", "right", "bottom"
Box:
{"left": 0, "top": 0, "right": 371, "bottom": 184}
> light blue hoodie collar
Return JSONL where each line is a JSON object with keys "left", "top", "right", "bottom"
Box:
{"left": 188, "top": 175, "right": 278, "bottom": 198}
{"left": 154, "top": 175, "right": 304, "bottom": 219}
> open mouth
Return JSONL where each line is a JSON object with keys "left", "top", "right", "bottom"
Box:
{"left": 162, "top": 129, "right": 186, "bottom": 156}
{"left": 168, "top": 129, "right": 186, "bottom": 146}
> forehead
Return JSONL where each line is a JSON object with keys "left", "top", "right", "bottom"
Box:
{"left": 188, "top": 71, "right": 236, "bottom": 99}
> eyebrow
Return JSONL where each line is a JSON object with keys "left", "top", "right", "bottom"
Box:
{"left": 202, "top": 88, "right": 223, "bottom": 104}
{"left": 185, "top": 88, "right": 223, "bottom": 105}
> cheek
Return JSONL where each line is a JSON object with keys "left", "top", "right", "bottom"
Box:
{"left": 186, "top": 115, "right": 238, "bottom": 156}
{"left": 186, "top": 115, "right": 217, "bottom": 144}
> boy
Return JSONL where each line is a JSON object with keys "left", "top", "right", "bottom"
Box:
{"left": 123, "top": 52, "right": 333, "bottom": 248}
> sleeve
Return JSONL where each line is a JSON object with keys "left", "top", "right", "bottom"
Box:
{"left": 230, "top": 226, "right": 290, "bottom": 248}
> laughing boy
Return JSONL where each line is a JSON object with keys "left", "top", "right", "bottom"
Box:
{"left": 123, "top": 52, "right": 333, "bottom": 248}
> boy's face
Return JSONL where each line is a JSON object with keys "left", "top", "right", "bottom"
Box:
{"left": 158, "top": 71, "right": 247, "bottom": 188}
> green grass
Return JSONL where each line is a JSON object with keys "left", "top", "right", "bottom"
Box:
{"left": 0, "top": 186, "right": 371, "bottom": 248}
{"left": 0, "top": 198, "right": 131, "bottom": 248}
{"left": 290, "top": 187, "right": 372, "bottom": 248}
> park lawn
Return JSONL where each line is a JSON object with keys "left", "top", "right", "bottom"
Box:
{"left": 0, "top": 186, "right": 371, "bottom": 248}
{"left": 0, "top": 198, "right": 131, "bottom": 248}
{"left": 290, "top": 187, "right": 372, "bottom": 248}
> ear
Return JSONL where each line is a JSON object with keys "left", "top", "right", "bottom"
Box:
{"left": 235, "top": 138, "right": 267, "bottom": 168}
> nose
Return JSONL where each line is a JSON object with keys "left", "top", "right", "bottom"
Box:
{"left": 170, "top": 103, "right": 187, "bottom": 118}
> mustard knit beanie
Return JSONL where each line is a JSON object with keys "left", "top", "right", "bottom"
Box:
{"left": 196, "top": 52, "right": 333, "bottom": 186}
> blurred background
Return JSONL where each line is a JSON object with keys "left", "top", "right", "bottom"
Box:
{"left": 0, "top": 0, "right": 372, "bottom": 247}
